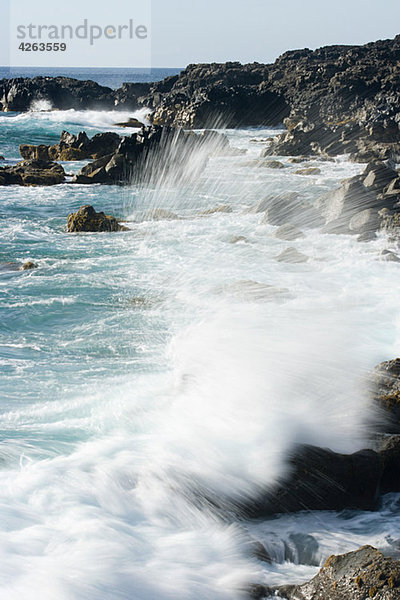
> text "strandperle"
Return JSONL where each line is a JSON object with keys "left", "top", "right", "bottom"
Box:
{"left": 16, "top": 19, "right": 148, "bottom": 46}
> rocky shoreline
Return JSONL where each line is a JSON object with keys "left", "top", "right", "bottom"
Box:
{"left": 2, "top": 35, "right": 400, "bottom": 163}
{"left": 2, "top": 34, "right": 400, "bottom": 600}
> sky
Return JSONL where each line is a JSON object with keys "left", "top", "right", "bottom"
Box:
{"left": 1, "top": 0, "right": 400, "bottom": 68}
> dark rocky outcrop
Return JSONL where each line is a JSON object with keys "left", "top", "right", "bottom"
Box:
{"left": 3, "top": 36, "right": 400, "bottom": 152}
{"left": 3, "top": 36, "right": 400, "bottom": 163}
{"left": 141, "top": 35, "right": 400, "bottom": 152}
{"left": 20, "top": 130, "right": 122, "bottom": 162}
{"left": 245, "top": 445, "right": 382, "bottom": 517}
{"left": 0, "top": 159, "right": 65, "bottom": 186}
{"left": 274, "top": 546, "right": 400, "bottom": 600}
{"left": 241, "top": 356, "right": 400, "bottom": 520}
{"left": 0, "top": 76, "right": 117, "bottom": 112}
{"left": 66, "top": 205, "right": 129, "bottom": 232}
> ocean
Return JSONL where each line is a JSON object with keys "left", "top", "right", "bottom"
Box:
{"left": 0, "top": 67, "right": 182, "bottom": 89}
{"left": 1, "top": 68, "right": 400, "bottom": 600}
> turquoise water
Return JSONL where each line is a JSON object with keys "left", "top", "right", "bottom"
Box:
{"left": 1, "top": 106, "right": 400, "bottom": 599}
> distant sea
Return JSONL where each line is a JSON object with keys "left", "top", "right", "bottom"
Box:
{"left": 0, "top": 66, "right": 182, "bottom": 89}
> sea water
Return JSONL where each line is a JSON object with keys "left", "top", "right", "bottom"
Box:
{"left": 1, "top": 95, "right": 400, "bottom": 599}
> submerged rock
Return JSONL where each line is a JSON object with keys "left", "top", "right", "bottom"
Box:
{"left": 216, "top": 280, "right": 292, "bottom": 302}
{"left": 19, "top": 261, "right": 38, "bottom": 271}
{"left": 67, "top": 205, "right": 129, "bottom": 233}
{"left": 277, "top": 546, "right": 400, "bottom": 600}
{"left": 200, "top": 205, "right": 233, "bottom": 215}
{"left": 294, "top": 166, "right": 321, "bottom": 175}
{"left": 228, "top": 235, "right": 248, "bottom": 244}
{"left": 275, "top": 247, "right": 309, "bottom": 263}
{"left": 134, "top": 208, "right": 179, "bottom": 222}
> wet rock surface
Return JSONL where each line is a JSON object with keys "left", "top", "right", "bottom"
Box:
{"left": 245, "top": 445, "right": 383, "bottom": 517}
{"left": 274, "top": 546, "right": 400, "bottom": 600}
{"left": 20, "top": 130, "right": 122, "bottom": 162}
{"left": 0, "top": 159, "right": 65, "bottom": 186}
{"left": 66, "top": 205, "right": 129, "bottom": 233}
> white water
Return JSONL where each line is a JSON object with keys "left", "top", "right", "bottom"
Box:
{"left": 1, "top": 118, "right": 400, "bottom": 599}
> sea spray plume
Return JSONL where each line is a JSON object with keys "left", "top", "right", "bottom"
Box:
{"left": 75, "top": 125, "right": 230, "bottom": 185}
{"left": 135, "top": 299, "right": 377, "bottom": 521}
{"left": 129, "top": 125, "right": 230, "bottom": 187}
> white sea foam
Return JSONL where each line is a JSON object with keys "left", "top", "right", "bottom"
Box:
{"left": 0, "top": 107, "right": 150, "bottom": 132}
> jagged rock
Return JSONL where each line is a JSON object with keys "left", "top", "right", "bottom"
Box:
{"left": 0, "top": 159, "right": 65, "bottom": 186}
{"left": 363, "top": 161, "right": 398, "bottom": 190}
{"left": 384, "top": 177, "right": 400, "bottom": 196}
{"left": 66, "top": 205, "right": 128, "bottom": 232}
{"left": 380, "top": 208, "right": 400, "bottom": 241}
{"left": 73, "top": 125, "right": 221, "bottom": 185}
{"left": 276, "top": 546, "right": 400, "bottom": 600}
{"left": 275, "top": 247, "right": 309, "bottom": 263}
{"left": 20, "top": 131, "right": 121, "bottom": 162}
{"left": 19, "top": 144, "right": 51, "bottom": 161}
{"left": 112, "top": 82, "right": 151, "bottom": 110}
{"left": 274, "top": 224, "right": 305, "bottom": 241}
